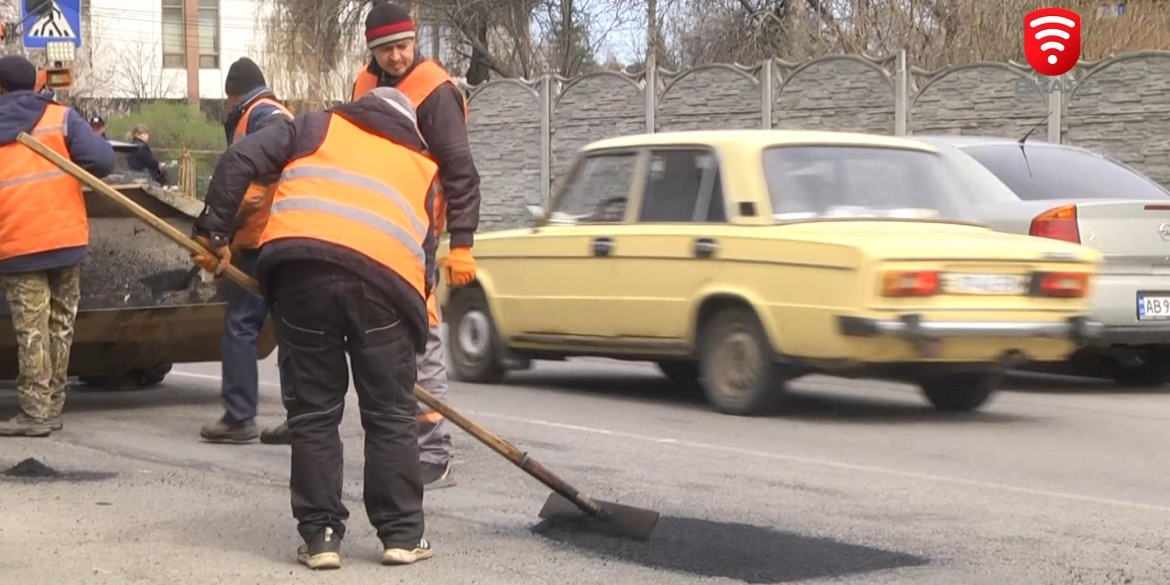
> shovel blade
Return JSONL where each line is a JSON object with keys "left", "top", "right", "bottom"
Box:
{"left": 536, "top": 492, "right": 660, "bottom": 541}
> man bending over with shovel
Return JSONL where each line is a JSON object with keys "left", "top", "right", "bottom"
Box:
{"left": 191, "top": 87, "right": 441, "bottom": 570}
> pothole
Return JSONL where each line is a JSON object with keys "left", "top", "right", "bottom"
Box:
{"left": 2, "top": 457, "right": 117, "bottom": 483}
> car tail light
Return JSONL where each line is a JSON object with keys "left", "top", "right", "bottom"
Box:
{"left": 1031, "top": 271, "right": 1090, "bottom": 298}
{"left": 1029, "top": 205, "right": 1080, "bottom": 244}
{"left": 881, "top": 270, "right": 940, "bottom": 297}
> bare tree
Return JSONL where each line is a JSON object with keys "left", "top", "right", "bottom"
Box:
{"left": 107, "top": 39, "right": 183, "bottom": 102}
{"left": 661, "top": 0, "right": 1170, "bottom": 70}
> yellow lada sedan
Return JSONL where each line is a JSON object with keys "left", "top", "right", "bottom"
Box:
{"left": 436, "top": 130, "right": 1104, "bottom": 416}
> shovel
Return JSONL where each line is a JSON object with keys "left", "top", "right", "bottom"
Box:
{"left": 18, "top": 131, "right": 662, "bottom": 542}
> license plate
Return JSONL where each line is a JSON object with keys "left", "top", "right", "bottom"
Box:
{"left": 1137, "top": 294, "right": 1170, "bottom": 320}
{"left": 941, "top": 273, "right": 1027, "bottom": 295}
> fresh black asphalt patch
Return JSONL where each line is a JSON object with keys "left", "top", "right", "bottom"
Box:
{"left": 2, "top": 457, "right": 116, "bottom": 483}
{"left": 533, "top": 515, "right": 928, "bottom": 583}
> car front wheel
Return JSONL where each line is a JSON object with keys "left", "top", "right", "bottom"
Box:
{"left": 919, "top": 370, "right": 1001, "bottom": 412}
{"left": 698, "top": 306, "right": 785, "bottom": 416}
{"left": 448, "top": 287, "right": 507, "bottom": 384}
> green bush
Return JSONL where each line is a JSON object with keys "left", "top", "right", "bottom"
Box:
{"left": 106, "top": 101, "right": 225, "bottom": 152}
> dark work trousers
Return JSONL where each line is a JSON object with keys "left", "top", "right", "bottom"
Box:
{"left": 221, "top": 249, "right": 269, "bottom": 423}
{"left": 270, "top": 262, "right": 424, "bottom": 548}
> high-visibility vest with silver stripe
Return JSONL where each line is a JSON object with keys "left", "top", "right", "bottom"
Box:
{"left": 0, "top": 103, "right": 88, "bottom": 261}
{"left": 232, "top": 96, "right": 294, "bottom": 249}
{"left": 258, "top": 113, "right": 439, "bottom": 300}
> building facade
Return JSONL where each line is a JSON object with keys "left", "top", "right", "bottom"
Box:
{"left": 69, "top": 0, "right": 460, "bottom": 102}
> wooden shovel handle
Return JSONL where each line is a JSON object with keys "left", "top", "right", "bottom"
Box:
{"left": 16, "top": 132, "right": 260, "bottom": 296}
{"left": 413, "top": 384, "right": 605, "bottom": 516}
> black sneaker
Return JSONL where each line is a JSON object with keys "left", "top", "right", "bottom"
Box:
{"left": 382, "top": 538, "right": 433, "bottom": 565}
{"left": 297, "top": 526, "right": 342, "bottom": 570}
{"left": 260, "top": 421, "right": 291, "bottom": 445}
{"left": 421, "top": 461, "right": 456, "bottom": 490}
{"left": 199, "top": 416, "right": 258, "bottom": 444}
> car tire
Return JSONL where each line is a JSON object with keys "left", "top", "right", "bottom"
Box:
{"left": 919, "top": 370, "right": 1001, "bottom": 412}
{"left": 448, "top": 287, "right": 507, "bottom": 384}
{"left": 698, "top": 306, "right": 785, "bottom": 416}
{"left": 1107, "top": 349, "right": 1169, "bottom": 387}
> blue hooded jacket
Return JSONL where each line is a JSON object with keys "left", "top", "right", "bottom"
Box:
{"left": 0, "top": 90, "right": 115, "bottom": 273}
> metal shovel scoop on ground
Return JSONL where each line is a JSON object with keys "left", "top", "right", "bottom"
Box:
{"left": 18, "top": 131, "right": 661, "bottom": 542}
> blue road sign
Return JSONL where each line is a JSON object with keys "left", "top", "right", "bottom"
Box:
{"left": 22, "top": 0, "right": 82, "bottom": 50}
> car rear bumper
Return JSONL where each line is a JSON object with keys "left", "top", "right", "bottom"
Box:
{"left": 837, "top": 315, "right": 1103, "bottom": 344}
{"left": 1089, "top": 273, "right": 1170, "bottom": 346}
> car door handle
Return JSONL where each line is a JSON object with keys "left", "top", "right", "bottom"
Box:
{"left": 593, "top": 237, "right": 614, "bottom": 257}
{"left": 694, "top": 238, "right": 718, "bottom": 258}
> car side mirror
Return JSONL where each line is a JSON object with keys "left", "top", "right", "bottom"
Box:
{"left": 527, "top": 205, "right": 548, "bottom": 227}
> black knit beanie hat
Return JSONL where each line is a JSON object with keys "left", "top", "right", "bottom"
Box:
{"left": 224, "top": 57, "right": 266, "bottom": 96}
{"left": 0, "top": 55, "right": 38, "bottom": 92}
{"left": 365, "top": 1, "right": 415, "bottom": 49}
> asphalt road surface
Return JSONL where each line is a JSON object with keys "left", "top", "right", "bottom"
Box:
{"left": 2, "top": 348, "right": 1169, "bottom": 585}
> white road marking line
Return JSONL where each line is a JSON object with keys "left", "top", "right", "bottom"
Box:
{"left": 169, "top": 369, "right": 1170, "bottom": 514}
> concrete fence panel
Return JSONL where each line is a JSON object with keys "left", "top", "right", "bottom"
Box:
{"left": 773, "top": 56, "right": 897, "bottom": 135}
{"left": 656, "top": 65, "right": 762, "bottom": 132}
{"left": 909, "top": 63, "right": 1048, "bottom": 139}
{"left": 466, "top": 80, "right": 544, "bottom": 231}
{"left": 1064, "top": 53, "right": 1170, "bottom": 187}
{"left": 551, "top": 72, "right": 646, "bottom": 194}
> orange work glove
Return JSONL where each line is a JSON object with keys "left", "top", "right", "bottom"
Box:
{"left": 444, "top": 246, "right": 477, "bottom": 287}
{"left": 191, "top": 234, "right": 233, "bottom": 276}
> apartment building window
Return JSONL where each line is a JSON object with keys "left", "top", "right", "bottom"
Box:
{"left": 198, "top": 0, "right": 219, "bottom": 69}
{"left": 161, "top": 0, "right": 185, "bottom": 68}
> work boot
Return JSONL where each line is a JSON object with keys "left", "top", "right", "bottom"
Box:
{"left": 260, "top": 421, "right": 290, "bottom": 445}
{"left": 382, "top": 538, "right": 433, "bottom": 566}
{"left": 0, "top": 413, "right": 52, "bottom": 437}
{"left": 297, "top": 526, "right": 342, "bottom": 570}
{"left": 421, "top": 460, "right": 457, "bottom": 490}
{"left": 199, "top": 416, "right": 258, "bottom": 444}
{"left": 48, "top": 415, "right": 62, "bottom": 431}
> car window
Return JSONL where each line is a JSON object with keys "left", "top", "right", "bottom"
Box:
{"left": 761, "top": 145, "right": 973, "bottom": 221}
{"left": 638, "top": 149, "right": 726, "bottom": 223}
{"left": 961, "top": 144, "right": 1170, "bottom": 201}
{"left": 549, "top": 152, "right": 637, "bottom": 224}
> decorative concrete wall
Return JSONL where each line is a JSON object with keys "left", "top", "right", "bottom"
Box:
{"left": 464, "top": 51, "right": 1170, "bottom": 230}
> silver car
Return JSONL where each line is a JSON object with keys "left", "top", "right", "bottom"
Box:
{"left": 914, "top": 135, "right": 1170, "bottom": 386}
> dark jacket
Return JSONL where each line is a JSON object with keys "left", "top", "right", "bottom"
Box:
{"left": 0, "top": 90, "right": 115, "bottom": 273}
{"left": 127, "top": 137, "right": 166, "bottom": 185}
{"left": 361, "top": 55, "right": 480, "bottom": 248}
{"left": 195, "top": 96, "right": 437, "bottom": 350}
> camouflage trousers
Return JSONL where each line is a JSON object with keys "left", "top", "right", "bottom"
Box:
{"left": 1, "top": 264, "right": 82, "bottom": 420}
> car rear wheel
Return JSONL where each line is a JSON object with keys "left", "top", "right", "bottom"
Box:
{"left": 1107, "top": 349, "right": 1169, "bottom": 387}
{"left": 698, "top": 306, "right": 785, "bottom": 416}
{"left": 919, "top": 370, "right": 1001, "bottom": 412}
{"left": 449, "top": 287, "right": 507, "bottom": 384}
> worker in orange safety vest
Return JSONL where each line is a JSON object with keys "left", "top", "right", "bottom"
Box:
{"left": 261, "top": 2, "right": 481, "bottom": 494}
{"left": 196, "top": 58, "right": 295, "bottom": 445}
{"left": 191, "top": 86, "right": 440, "bottom": 569}
{"left": 0, "top": 55, "right": 114, "bottom": 437}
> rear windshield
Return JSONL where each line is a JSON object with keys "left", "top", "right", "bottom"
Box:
{"left": 761, "top": 145, "right": 973, "bottom": 221}
{"left": 960, "top": 144, "right": 1170, "bottom": 201}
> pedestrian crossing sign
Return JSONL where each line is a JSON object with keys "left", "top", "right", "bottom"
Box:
{"left": 21, "top": 0, "right": 82, "bottom": 50}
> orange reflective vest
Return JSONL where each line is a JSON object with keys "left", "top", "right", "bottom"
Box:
{"left": 232, "top": 96, "right": 293, "bottom": 249}
{"left": 352, "top": 59, "right": 467, "bottom": 327}
{"left": 0, "top": 104, "right": 88, "bottom": 262}
{"left": 258, "top": 113, "right": 438, "bottom": 305}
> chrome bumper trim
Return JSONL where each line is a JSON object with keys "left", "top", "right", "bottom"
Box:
{"left": 838, "top": 315, "right": 1103, "bottom": 342}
